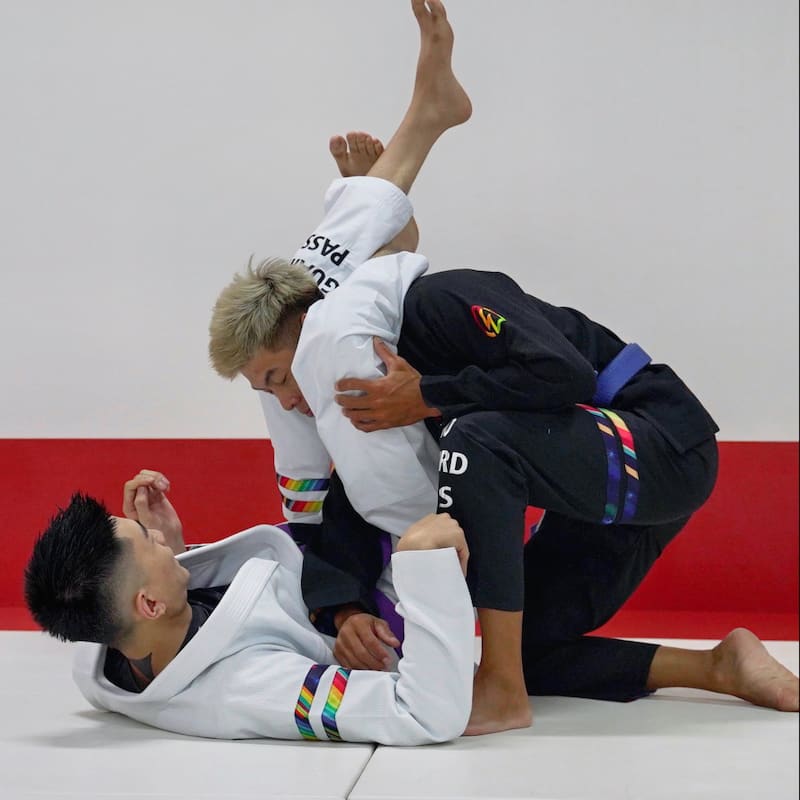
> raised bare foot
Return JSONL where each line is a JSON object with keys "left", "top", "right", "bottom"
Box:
{"left": 409, "top": 0, "right": 472, "bottom": 134}
{"left": 464, "top": 671, "right": 533, "bottom": 736}
{"left": 711, "top": 628, "right": 799, "bottom": 711}
{"left": 329, "top": 131, "right": 384, "bottom": 178}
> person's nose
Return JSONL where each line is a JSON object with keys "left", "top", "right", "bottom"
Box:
{"left": 275, "top": 389, "right": 298, "bottom": 411}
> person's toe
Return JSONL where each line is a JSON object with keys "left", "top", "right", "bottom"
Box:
{"left": 354, "top": 131, "right": 368, "bottom": 155}
{"left": 329, "top": 135, "right": 347, "bottom": 159}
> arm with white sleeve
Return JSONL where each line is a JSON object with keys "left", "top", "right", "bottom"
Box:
{"left": 222, "top": 516, "right": 474, "bottom": 745}
{"left": 293, "top": 251, "right": 440, "bottom": 536}
{"left": 74, "top": 518, "right": 474, "bottom": 745}
{"left": 261, "top": 176, "right": 416, "bottom": 524}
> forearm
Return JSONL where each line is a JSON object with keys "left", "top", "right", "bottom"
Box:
{"left": 337, "top": 549, "right": 475, "bottom": 744}
{"left": 259, "top": 393, "right": 332, "bottom": 524}
{"left": 195, "top": 550, "right": 474, "bottom": 745}
{"left": 419, "top": 357, "right": 597, "bottom": 417}
{"left": 300, "top": 473, "right": 386, "bottom": 625}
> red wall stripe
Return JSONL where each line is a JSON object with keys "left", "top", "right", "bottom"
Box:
{"left": 2, "top": 440, "right": 797, "bottom": 636}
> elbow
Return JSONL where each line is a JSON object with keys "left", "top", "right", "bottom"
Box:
{"left": 402, "top": 681, "right": 472, "bottom": 744}
{"left": 435, "top": 706, "right": 470, "bottom": 742}
{"left": 404, "top": 709, "right": 468, "bottom": 745}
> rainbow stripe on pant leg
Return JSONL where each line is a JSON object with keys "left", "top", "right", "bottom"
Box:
{"left": 578, "top": 404, "right": 640, "bottom": 524}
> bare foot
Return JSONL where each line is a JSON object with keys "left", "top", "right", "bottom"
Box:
{"left": 711, "top": 628, "right": 799, "bottom": 711}
{"left": 464, "top": 671, "right": 533, "bottom": 736}
{"left": 329, "top": 131, "right": 384, "bottom": 178}
{"left": 409, "top": 0, "right": 472, "bottom": 134}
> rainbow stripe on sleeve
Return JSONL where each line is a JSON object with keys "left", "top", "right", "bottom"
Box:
{"left": 278, "top": 474, "right": 330, "bottom": 515}
{"left": 294, "top": 664, "right": 352, "bottom": 742}
{"left": 294, "top": 664, "right": 326, "bottom": 740}
{"left": 321, "top": 668, "right": 350, "bottom": 741}
{"left": 279, "top": 476, "right": 331, "bottom": 492}
{"left": 283, "top": 498, "right": 325, "bottom": 513}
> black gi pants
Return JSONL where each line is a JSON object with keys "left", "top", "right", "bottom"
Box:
{"left": 433, "top": 406, "right": 719, "bottom": 702}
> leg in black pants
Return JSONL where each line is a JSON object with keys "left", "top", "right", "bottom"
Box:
{"left": 437, "top": 407, "right": 718, "bottom": 703}
{"left": 521, "top": 513, "right": 687, "bottom": 701}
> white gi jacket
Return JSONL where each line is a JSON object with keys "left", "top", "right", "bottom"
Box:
{"left": 72, "top": 525, "right": 473, "bottom": 744}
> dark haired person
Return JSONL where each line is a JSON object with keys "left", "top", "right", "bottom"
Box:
{"left": 26, "top": 470, "right": 474, "bottom": 744}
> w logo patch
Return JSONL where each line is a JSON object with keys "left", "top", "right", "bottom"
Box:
{"left": 471, "top": 305, "right": 507, "bottom": 338}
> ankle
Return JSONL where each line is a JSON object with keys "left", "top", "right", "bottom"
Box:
{"left": 708, "top": 641, "right": 736, "bottom": 695}
{"left": 646, "top": 645, "right": 717, "bottom": 692}
{"left": 475, "top": 662, "right": 526, "bottom": 691}
{"left": 404, "top": 103, "right": 454, "bottom": 138}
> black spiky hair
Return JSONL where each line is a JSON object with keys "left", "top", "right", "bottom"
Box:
{"left": 24, "top": 493, "right": 129, "bottom": 645}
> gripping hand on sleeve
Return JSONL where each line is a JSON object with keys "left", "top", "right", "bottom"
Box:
{"left": 333, "top": 605, "right": 401, "bottom": 671}
{"left": 335, "top": 338, "right": 441, "bottom": 431}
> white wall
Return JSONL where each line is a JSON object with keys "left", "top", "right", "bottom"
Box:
{"left": 0, "top": 0, "right": 796, "bottom": 440}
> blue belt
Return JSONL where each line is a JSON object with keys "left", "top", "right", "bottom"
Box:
{"left": 592, "top": 343, "right": 651, "bottom": 407}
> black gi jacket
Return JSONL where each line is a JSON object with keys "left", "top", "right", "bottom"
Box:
{"left": 302, "top": 268, "right": 719, "bottom": 625}
{"left": 400, "top": 269, "right": 718, "bottom": 454}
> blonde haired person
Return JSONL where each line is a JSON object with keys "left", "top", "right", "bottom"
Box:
{"left": 209, "top": 0, "right": 799, "bottom": 735}
{"left": 210, "top": 257, "right": 319, "bottom": 381}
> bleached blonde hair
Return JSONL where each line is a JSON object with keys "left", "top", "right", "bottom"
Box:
{"left": 208, "top": 257, "right": 321, "bottom": 379}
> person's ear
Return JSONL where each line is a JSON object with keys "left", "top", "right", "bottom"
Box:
{"left": 134, "top": 590, "right": 165, "bottom": 621}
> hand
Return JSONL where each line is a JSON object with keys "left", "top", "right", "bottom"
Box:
{"left": 122, "top": 469, "right": 185, "bottom": 554}
{"left": 333, "top": 607, "right": 400, "bottom": 671}
{"left": 397, "top": 513, "right": 469, "bottom": 576}
{"left": 334, "top": 338, "right": 441, "bottom": 432}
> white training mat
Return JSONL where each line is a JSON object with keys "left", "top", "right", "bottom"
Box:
{"left": 0, "top": 631, "right": 374, "bottom": 800}
{"left": 2, "top": 634, "right": 797, "bottom": 800}
{"left": 350, "top": 640, "right": 799, "bottom": 800}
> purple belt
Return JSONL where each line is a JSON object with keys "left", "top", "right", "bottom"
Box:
{"left": 278, "top": 523, "right": 404, "bottom": 655}
{"left": 375, "top": 533, "right": 404, "bottom": 655}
